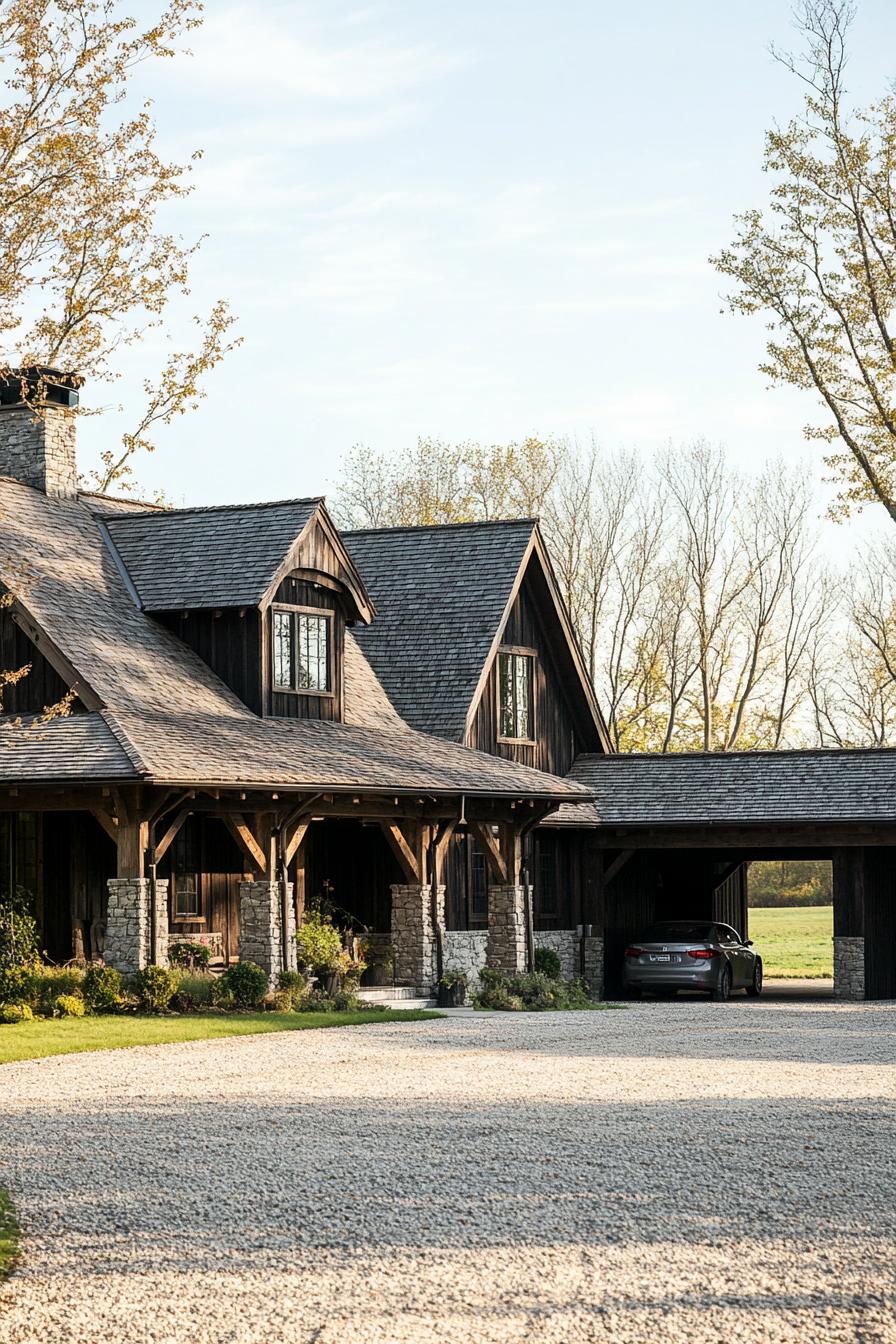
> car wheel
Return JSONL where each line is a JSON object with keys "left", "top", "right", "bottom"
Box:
{"left": 746, "top": 959, "right": 763, "bottom": 998}
{"left": 711, "top": 965, "right": 732, "bottom": 1002}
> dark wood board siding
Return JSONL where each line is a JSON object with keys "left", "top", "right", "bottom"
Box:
{"left": 468, "top": 567, "right": 589, "bottom": 775}
{"left": 712, "top": 864, "right": 749, "bottom": 939}
{"left": 0, "top": 609, "right": 77, "bottom": 714}
{"left": 532, "top": 830, "right": 582, "bottom": 929}
{"left": 302, "top": 819, "right": 401, "bottom": 933}
{"left": 161, "top": 817, "right": 244, "bottom": 963}
{"left": 265, "top": 577, "right": 344, "bottom": 721}
{"left": 158, "top": 608, "right": 262, "bottom": 714}
{"left": 41, "top": 812, "right": 115, "bottom": 962}
{"left": 860, "top": 848, "right": 895, "bottom": 999}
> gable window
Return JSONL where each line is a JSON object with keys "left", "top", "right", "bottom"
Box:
{"left": 497, "top": 648, "right": 534, "bottom": 741}
{"left": 272, "top": 607, "right": 331, "bottom": 694}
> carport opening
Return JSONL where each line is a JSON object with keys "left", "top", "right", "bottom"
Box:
{"left": 747, "top": 860, "right": 833, "bottom": 983}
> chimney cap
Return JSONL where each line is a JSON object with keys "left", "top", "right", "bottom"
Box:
{"left": 0, "top": 366, "right": 82, "bottom": 409}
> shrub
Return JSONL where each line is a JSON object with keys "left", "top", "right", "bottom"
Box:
{"left": 474, "top": 967, "right": 592, "bottom": 1013}
{"left": 294, "top": 912, "right": 343, "bottom": 974}
{"left": 133, "top": 964, "right": 177, "bottom": 1013}
{"left": 83, "top": 965, "right": 122, "bottom": 1013}
{"left": 0, "top": 1003, "right": 33, "bottom": 1024}
{"left": 169, "top": 942, "right": 212, "bottom": 970}
{"left": 0, "top": 964, "right": 36, "bottom": 1007}
{"left": 53, "top": 994, "right": 85, "bottom": 1018}
{"left": 534, "top": 946, "right": 562, "bottom": 980}
{"left": 170, "top": 970, "right": 215, "bottom": 1013}
{"left": 271, "top": 989, "right": 294, "bottom": 1013}
{"left": 220, "top": 961, "right": 267, "bottom": 1009}
{"left": 276, "top": 970, "right": 307, "bottom": 1008}
{"left": 440, "top": 967, "right": 468, "bottom": 990}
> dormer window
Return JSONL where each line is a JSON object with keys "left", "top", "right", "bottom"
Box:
{"left": 273, "top": 606, "right": 332, "bottom": 694}
{"left": 497, "top": 647, "right": 535, "bottom": 741}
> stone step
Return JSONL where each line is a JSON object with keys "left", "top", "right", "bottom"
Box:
{"left": 357, "top": 986, "right": 425, "bottom": 1002}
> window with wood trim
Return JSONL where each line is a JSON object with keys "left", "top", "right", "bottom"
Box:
{"left": 172, "top": 822, "right": 202, "bottom": 920}
{"left": 272, "top": 606, "right": 332, "bottom": 694}
{"left": 497, "top": 649, "right": 534, "bottom": 741}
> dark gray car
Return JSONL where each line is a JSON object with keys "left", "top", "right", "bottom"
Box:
{"left": 622, "top": 920, "right": 763, "bottom": 1001}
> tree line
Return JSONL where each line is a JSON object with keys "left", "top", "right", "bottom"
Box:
{"left": 333, "top": 435, "right": 896, "bottom": 751}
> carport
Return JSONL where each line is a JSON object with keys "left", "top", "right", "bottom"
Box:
{"left": 548, "top": 748, "right": 896, "bottom": 1001}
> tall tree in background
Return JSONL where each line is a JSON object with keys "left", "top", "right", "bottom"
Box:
{"left": 0, "top": 0, "right": 239, "bottom": 494}
{"left": 334, "top": 437, "right": 831, "bottom": 751}
{"left": 713, "top": 1, "right": 896, "bottom": 522}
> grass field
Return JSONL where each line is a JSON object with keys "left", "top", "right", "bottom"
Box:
{"left": 0, "top": 1186, "right": 18, "bottom": 1280}
{"left": 748, "top": 905, "right": 833, "bottom": 979}
{"left": 0, "top": 1009, "right": 439, "bottom": 1067}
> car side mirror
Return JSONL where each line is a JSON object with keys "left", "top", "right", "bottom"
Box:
{"left": 743, "top": 939, "right": 754, "bottom": 947}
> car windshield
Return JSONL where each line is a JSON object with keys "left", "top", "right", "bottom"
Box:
{"left": 641, "top": 922, "right": 715, "bottom": 942}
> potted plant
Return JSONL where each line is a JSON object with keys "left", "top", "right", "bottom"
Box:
{"left": 363, "top": 940, "right": 394, "bottom": 987}
{"left": 438, "top": 967, "right": 468, "bottom": 1008}
{"left": 295, "top": 911, "right": 342, "bottom": 994}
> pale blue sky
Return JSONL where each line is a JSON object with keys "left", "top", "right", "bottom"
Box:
{"left": 77, "top": 0, "right": 896, "bottom": 535}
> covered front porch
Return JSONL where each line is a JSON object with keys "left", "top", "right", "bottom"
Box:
{"left": 4, "top": 782, "right": 583, "bottom": 996}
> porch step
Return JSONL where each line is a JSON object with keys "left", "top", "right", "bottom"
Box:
{"left": 357, "top": 987, "right": 437, "bottom": 1011}
{"left": 357, "top": 986, "right": 424, "bottom": 1002}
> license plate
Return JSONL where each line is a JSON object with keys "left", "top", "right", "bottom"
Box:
{"left": 649, "top": 954, "right": 671, "bottom": 963}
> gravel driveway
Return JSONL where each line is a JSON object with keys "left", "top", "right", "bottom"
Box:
{"left": 1, "top": 1001, "right": 894, "bottom": 1344}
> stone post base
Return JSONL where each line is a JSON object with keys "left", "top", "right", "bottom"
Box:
{"left": 486, "top": 885, "right": 527, "bottom": 974}
{"left": 239, "top": 881, "right": 296, "bottom": 984}
{"left": 104, "top": 877, "right": 169, "bottom": 974}
{"left": 391, "top": 883, "right": 444, "bottom": 991}
{"left": 833, "top": 936, "right": 865, "bottom": 1000}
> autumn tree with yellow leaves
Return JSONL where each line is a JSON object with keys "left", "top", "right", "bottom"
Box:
{"left": 0, "top": 0, "right": 238, "bottom": 495}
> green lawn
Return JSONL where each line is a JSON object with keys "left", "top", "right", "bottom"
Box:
{"left": 0, "top": 1010, "right": 439, "bottom": 1067}
{"left": 748, "top": 905, "right": 833, "bottom": 979}
{"left": 0, "top": 1186, "right": 18, "bottom": 1280}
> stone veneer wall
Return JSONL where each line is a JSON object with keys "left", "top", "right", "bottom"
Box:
{"left": 443, "top": 930, "right": 489, "bottom": 986}
{"left": 534, "top": 930, "right": 579, "bottom": 979}
{"left": 833, "top": 936, "right": 865, "bottom": 1000}
{"left": 582, "top": 936, "right": 604, "bottom": 998}
{"left": 238, "top": 881, "right": 296, "bottom": 984}
{"left": 104, "top": 877, "right": 169, "bottom": 974}
{"left": 0, "top": 404, "right": 78, "bottom": 497}
{"left": 486, "top": 885, "right": 528, "bottom": 974}
{"left": 391, "top": 884, "right": 445, "bottom": 990}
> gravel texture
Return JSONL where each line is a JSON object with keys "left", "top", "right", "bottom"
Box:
{"left": 1, "top": 1000, "right": 895, "bottom": 1344}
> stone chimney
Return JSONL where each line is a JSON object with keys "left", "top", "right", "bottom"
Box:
{"left": 0, "top": 367, "right": 81, "bottom": 498}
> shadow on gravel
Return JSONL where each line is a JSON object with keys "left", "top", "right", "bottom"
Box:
{"left": 4, "top": 1093, "right": 894, "bottom": 1270}
{"left": 390, "top": 1005, "right": 896, "bottom": 1068}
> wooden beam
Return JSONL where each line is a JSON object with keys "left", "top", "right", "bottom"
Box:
{"left": 470, "top": 821, "right": 508, "bottom": 885}
{"left": 380, "top": 821, "right": 422, "bottom": 884}
{"left": 152, "top": 807, "right": 192, "bottom": 866}
{"left": 116, "top": 818, "right": 148, "bottom": 879}
{"left": 284, "top": 820, "right": 310, "bottom": 868}
{"left": 90, "top": 807, "right": 118, "bottom": 845}
{"left": 223, "top": 814, "right": 267, "bottom": 875}
{"left": 603, "top": 849, "right": 634, "bottom": 886}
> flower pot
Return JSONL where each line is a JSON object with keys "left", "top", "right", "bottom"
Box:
{"left": 437, "top": 982, "right": 466, "bottom": 1008}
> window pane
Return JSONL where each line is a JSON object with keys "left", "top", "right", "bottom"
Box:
{"left": 175, "top": 875, "right": 199, "bottom": 917}
{"left": 498, "top": 653, "right": 515, "bottom": 737}
{"left": 273, "top": 611, "right": 292, "bottom": 688}
{"left": 515, "top": 655, "right": 531, "bottom": 738}
{"left": 471, "top": 847, "right": 488, "bottom": 918}
{"left": 297, "top": 614, "right": 329, "bottom": 691}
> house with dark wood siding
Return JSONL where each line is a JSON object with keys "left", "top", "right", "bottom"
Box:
{"left": 0, "top": 368, "right": 893, "bottom": 1002}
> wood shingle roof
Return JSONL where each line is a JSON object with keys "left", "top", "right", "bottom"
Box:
{"left": 550, "top": 749, "right": 896, "bottom": 827}
{"left": 0, "top": 479, "right": 589, "bottom": 799}
{"left": 343, "top": 520, "right": 535, "bottom": 741}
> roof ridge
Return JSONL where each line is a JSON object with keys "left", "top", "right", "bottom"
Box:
{"left": 343, "top": 517, "right": 537, "bottom": 536}
{"left": 573, "top": 746, "right": 896, "bottom": 762}
{"left": 101, "top": 496, "right": 323, "bottom": 521}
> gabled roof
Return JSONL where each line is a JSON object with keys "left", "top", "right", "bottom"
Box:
{"left": 343, "top": 519, "right": 538, "bottom": 739}
{"left": 101, "top": 497, "right": 374, "bottom": 622}
{"left": 343, "top": 519, "right": 611, "bottom": 749}
{"left": 549, "top": 749, "right": 896, "bottom": 827}
{"left": 0, "top": 479, "right": 589, "bottom": 800}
